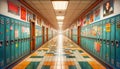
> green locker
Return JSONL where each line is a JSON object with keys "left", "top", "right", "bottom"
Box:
{"left": 10, "top": 18, "right": 15, "bottom": 62}
{"left": 115, "top": 14, "right": 120, "bottom": 69}
{"left": 110, "top": 16, "right": 116, "bottom": 67}
{"left": 105, "top": 18, "right": 111, "bottom": 63}
{"left": 0, "top": 15, "right": 5, "bottom": 68}
{"left": 5, "top": 16, "right": 11, "bottom": 65}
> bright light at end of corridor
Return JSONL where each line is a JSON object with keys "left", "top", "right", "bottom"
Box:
{"left": 54, "top": 32, "right": 64, "bottom": 69}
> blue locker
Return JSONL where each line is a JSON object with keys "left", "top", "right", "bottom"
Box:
{"left": 5, "top": 16, "right": 11, "bottom": 65}
{"left": 18, "top": 21, "right": 21, "bottom": 57}
{"left": 10, "top": 18, "right": 15, "bottom": 62}
{"left": 97, "top": 21, "right": 103, "bottom": 58}
{"left": 105, "top": 18, "right": 111, "bottom": 63}
{"left": 0, "top": 15, "right": 5, "bottom": 68}
{"left": 23, "top": 22, "right": 26, "bottom": 56}
{"left": 115, "top": 14, "right": 120, "bottom": 69}
{"left": 110, "top": 16, "right": 116, "bottom": 67}
{"left": 14, "top": 20, "right": 19, "bottom": 59}
{"left": 24, "top": 23, "right": 28, "bottom": 54}
{"left": 21, "top": 22, "right": 24, "bottom": 56}
{"left": 102, "top": 19, "right": 107, "bottom": 61}
{"left": 27, "top": 23, "right": 30, "bottom": 53}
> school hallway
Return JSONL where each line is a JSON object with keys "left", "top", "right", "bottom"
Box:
{"left": 0, "top": 0, "right": 120, "bottom": 69}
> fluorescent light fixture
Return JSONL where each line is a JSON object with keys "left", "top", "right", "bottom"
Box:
{"left": 56, "top": 16, "right": 64, "bottom": 20}
{"left": 58, "top": 22, "right": 63, "bottom": 24}
{"left": 52, "top": 1, "right": 68, "bottom": 10}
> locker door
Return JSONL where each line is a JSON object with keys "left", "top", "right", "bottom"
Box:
{"left": 0, "top": 15, "right": 5, "bottom": 68}
{"left": 105, "top": 18, "right": 111, "bottom": 63}
{"left": 5, "top": 17, "right": 11, "bottom": 65}
{"left": 110, "top": 16, "right": 116, "bottom": 66}
{"left": 102, "top": 19, "right": 107, "bottom": 61}
{"left": 14, "top": 20, "right": 19, "bottom": 59}
{"left": 27, "top": 23, "right": 30, "bottom": 53}
{"left": 25, "top": 23, "right": 28, "bottom": 54}
{"left": 21, "top": 22, "right": 23, "bottom": 57}
{"left": 115, "top": 14, "right": 120, "bottom": 68}
{"left": 10, "top": 18, "right": 15, "bottom": 62}
{"left": 18, "top": 21, "right": 22, "bottom": 57}
{"left": 97, "top": 21, "right": 103, "bottom": 58}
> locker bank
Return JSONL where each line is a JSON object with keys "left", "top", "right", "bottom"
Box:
{"left": 0, "top": 0, "right": 120, "bottom": 69}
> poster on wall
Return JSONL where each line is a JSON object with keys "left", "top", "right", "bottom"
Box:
{"left": 89, "top": 12, "right": 94, "bottom": 23}
{"left": 103, "top": 0, "right": 114, "bottom": 17}
{"left": 21, "top": 6, "right": 26, "bottom": 21}
{"left": 94, "top": 7, "right": 100, "bottom": 21}
{"left": 8, "top": 1, "right": 19, "bottom": 15}
{"left": 86, "top": 14, "right": 90, "bottom": 25}
{"left": 83, "top": 17, "right": 86, "bottom": 26}
{"left": 27, "top": 10, "right": 33, "bottom": 22}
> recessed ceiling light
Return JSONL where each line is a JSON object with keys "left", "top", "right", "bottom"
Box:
{"left": 52, "top": 1, "right": 68, "bottom": 10}
{"left": 56, "top": 16, "right": 64, "bottom": 20}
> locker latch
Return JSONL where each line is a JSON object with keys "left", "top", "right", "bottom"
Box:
{"left": 6, "top": 40, "right": 9, "bottom": 46}
{"left": 100, "top": 39, "right": 102, "bottom": 41}
{"left": 10, "top": 40, "right": 14, "bottom": 44}
{"left": 111, "top": 40, "right": 114, "bottom": 46}
{"left": 115, "top": 40, "right": 119, "bottom": 47}
{"left": 106, "top": 40, "right": 110, "bottom": 45}
{"left": 0, "top": 40, "right": 3, "bottom": 47}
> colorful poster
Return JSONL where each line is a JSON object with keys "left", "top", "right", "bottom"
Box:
{"left": 94, "top": 7, "right": 100, "bottom": 21}
{"left": 27, "top": 10, "right": 33, "bottom": 22}
{"left": 8, "top": 1, "right": 19, "bottom": 15}
{"left": 103, "top": 0, "right": 114, "bottom": 17}
{"left": 86, "top": 14, "right": 90, "bottom": 25}
{"left": 89, "top": 12, "right": 94, "bottom": 23}
{"left": 21, "top": 6, "right": 26, "bottom": 21}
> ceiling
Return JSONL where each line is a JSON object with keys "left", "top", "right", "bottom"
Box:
{"left": 24, "top": 0, "right": 96, "bottom": 30}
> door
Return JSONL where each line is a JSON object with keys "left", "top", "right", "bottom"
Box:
{"left": 30, "top": 21, "right": 35, "bottom": 52}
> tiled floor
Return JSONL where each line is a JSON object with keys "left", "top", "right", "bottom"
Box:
{"left": 12, "top": 35, "right": 106, "bottom": 69}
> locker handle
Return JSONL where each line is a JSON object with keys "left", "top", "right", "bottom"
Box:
{"left": 10, "top": 40, "right": 14, "bottom": 44}
{"left": 111, "top": 40, "right": 114, "bottom": 46}
{"left": 5, "top": 40, "right": 9, "bottom": 46}
{"left": 0, "top": 32, "right": 2, "bottom": 34}
{"left": 100, "top": 39, "right": 102, "bottom": 41}
{"left": 115, "top": 40, "right": 119, "bottom": 47}
{"left": 106, "top": 40, "right": 110, "bottom": 45}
